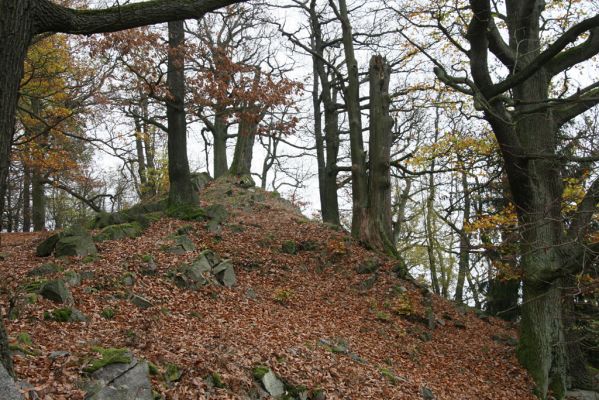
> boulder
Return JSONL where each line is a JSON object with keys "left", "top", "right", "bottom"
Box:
{"left": 63, "top": 270, "right": 82, "bottom": 287}
{"left": 205, "top": 204, "right": 228, "bottom": 224}
{"left": 40, "top": 280, "right": 73, "bottom": 304}
{"left": 27, "top": 263, "right": 60, "bottom": 277}
{"left": 190, "top": 172, "right": 212, "bottom": 192}
{"left": 213, "top": 260, "right": 236, "bottom": 288}
{"left": 86, "top": 354, "right": 152, "bottom": 400}
{"left": 261, "top": 370, "right": 285, "bottom": 398}
{"left": 36, "top": 234, "right": 61, "bottom": 257}
{"left": 567, "top": 390, "right": 599, "bottom": 400}
{"left": 165, "top": 235, "right": 195, "bottom": 254}
{"left": 55, "top": 232, "right": 97, "bottom": 257}
{"left": 95, "top": 223, "right": 143, "bottom": 242}
{"left": 0, "top": 364, "right": 24, "bottom": 400}
{"left": 130, "top": 294, "right": 153, "bottom": 309}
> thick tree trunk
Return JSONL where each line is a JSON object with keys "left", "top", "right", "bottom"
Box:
{"left": 563, "top": 284, "right": 594, "bottom": 390}
{"left": 229, "top": 117, "right": 256, "bottom": 176}
{"left": 363, "top": 55, "right": 396, "bottom": 256}
{"left": 32, "top": 169, "right": 45, "bottom": 231}
{"left": 213, "top": 109, "right": 229, "bottom": 178}
{"left": 519, "top": 277, "right": 567, "bottom": 398}
{"left": 166, "top": 20, "right": 197, "bottom": 206}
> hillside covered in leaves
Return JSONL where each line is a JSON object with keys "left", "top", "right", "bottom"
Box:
{"left": 0, "top": 179, "right": 534, "bottom": 399}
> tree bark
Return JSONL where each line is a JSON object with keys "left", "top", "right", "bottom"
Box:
{"left": 166, "top": 20, "right": 197, "bottom": 206}
{"left": 213, "top": 110, "right": 229, "bottom": 178}
{"left": 335, "top": 0, "right": 368, "bottom": 237}
{"left": 364, "top": 55, "right": 396, "bottom": 256}
{"left": 22, "top": 163, "right": 31, "bottom": 232}
{"left": 309, "top": 1, "right": 340, "bottom": 225}
{"left": 229, "top": 117, "right": 257, "bottom": 176}
{"left": 454, "top": 170, "right": 471, "bottom": 303}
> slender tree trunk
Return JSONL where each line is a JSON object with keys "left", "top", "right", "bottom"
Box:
{"left": 23, "top": 163, "right": 31, "bottom": 232}
{"left": 166, "top": 20, "right": 197, "bottom": 206}
{"left": 336, "top": 0, "right": 368, "bottom": 236}
{"left": 133, "top": 117, "right": 148, "bottom": 197}
{"left": 454, "top": 170, "right": 471, "bottom": 303}
{"left": 308, "top": 7, "right": 341, "bottom": 225}
{"left": 31, "top": 97, "right": 46, "bottom": 231}
{"left": 213, "top": 109, "right": 228, "bottom": 178}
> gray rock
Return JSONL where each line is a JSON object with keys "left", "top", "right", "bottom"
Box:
{"left": 86, "top": 356, "right": 153, "bottom": 400}
{"left": 261, "top": 370, "right": 285, "bottom": 398}
{"left": 130, "top": 294, "right": 153, "bottom": 309}
{"left": 205, "top": 204, "right": 228, "bottom": 224}
{"left": 69, "top": 308, "right": 88, "bottom": 322}
{"left": 190, "top": 172, "right": 212, "bottom": 192}
{"left": 94, "top": 223, "right": 142, "bottom": 242}
{"left": 36, "top": 234, "right": 61, "bottom": 257}
{"left": 27, "top": 263, "right": 60, "bottom": 277}
{"left": 40, "top": 280, "right": 73, "bottom": 304}
{"left": 121, "top": 273, "right": 135, "bottom": 287}
{"left": 245, "top": 288, "right": 257, "bottom": 300}
{"left": 567, "top": 390, "right": 599, "bottom": 400}
{"left": 0, "top": 363, "right": 24, "bottom": 400}
{"left": 198, "top": 250, "right": 220, "bottom": 266}
{"left": 49, "top": 351, "right": 70, "bottom": 360}
{"left": 140, "top": 258, "right": 157, "bottom": 276}
{"left": 213, "top": 261, "right": 236, "bottom": 288}
{"left": 63, "top": 271, "right": 81, "bottom": 287}
{"left": 421, "top": 386, "right": 435, "bottom": 400}
{"left": 165, "top": 235, "right": 195, "bottom": 254}
{"left": 55, "top": 233, "right": 97, "bottom": 257}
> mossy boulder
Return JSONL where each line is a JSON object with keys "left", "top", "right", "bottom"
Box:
{"left": 54, "top": 228, "right": 97, "bottom": 258}
{"left": 165, "top": 204, "right": 207, "bottom": 221}
{"left": 164, "top": 235, "right": 195, "bottom": 254}
{"left": 205, "top": 204, "right": 228, "bottom": 224}
{"left": 44, "top": 307, "right": 87, "bottom": 322}
{"left": 165, "top": 363, "right": 182, "bottom": 383}
{"left": 36, "top": 234, "right": 61, "bottom": 257}
{"left": 94, "top": 222, "right": 143, "bottom": 242}
{"left": 39, "top": 279, "right": 73, "bottom": 304}
{"left": 84, "top": 347, "right": 132, "bottom": 374}
{"left": 27, "top": 263, "right": 60, "bottom": 277}
{"left": 190, "top": 172, "right": 212, "bottom": 192}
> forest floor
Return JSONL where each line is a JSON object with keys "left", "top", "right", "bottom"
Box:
{"left": 0, "top": 179, "right": 535, "bottom": 399}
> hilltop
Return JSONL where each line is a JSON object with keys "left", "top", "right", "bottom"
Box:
{"left": 0, "top": 178, "right": 534, "bottom": 399}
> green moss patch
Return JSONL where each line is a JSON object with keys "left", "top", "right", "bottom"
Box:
{"left": 83, "top": 347, "right": 132, "bottom": 373}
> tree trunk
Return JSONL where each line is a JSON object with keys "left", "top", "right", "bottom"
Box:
{"left": 30, "top": 97, "right": 46, "bottom": 231}
{"left": 363, "top": 55, "right": 396, "bottom": 256}
{"left": 229, "top": 117, "right": 256, "bottom": 176}
{"left": 166, "top": 20, "right": 197, "bottom": 206}
{"left": 336, "top": 0, "right": 368, "bottom": 237}
{"left": 454, "top": 170, "right": 471, "bottom": 303}
{"left": 133, "top": 116, "right": 148, "bottom": 198}
{"left": 563, "top": 283, "right": 594, "bottom": 390}
{"left": 213, "top": 109, "right": 229, "bottom": 178}
{"left": 309, "top": 3, "right": 340, "bottom": 225}
{"left": 23, "top": 163, "right": 31, "bottom": 232}
{"left": 519, "top": 278, "right": 567, "bottom": 398}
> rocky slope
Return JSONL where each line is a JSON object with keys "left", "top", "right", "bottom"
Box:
{"left": 0, "top": 178, "right": 535, "bottom": 399}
